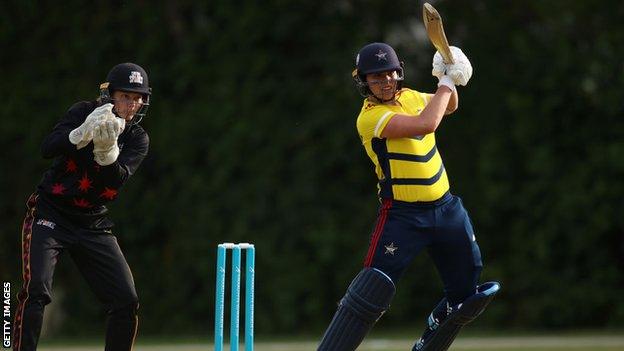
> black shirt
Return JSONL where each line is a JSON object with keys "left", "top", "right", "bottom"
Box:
{"left": 36, "top": 101, "right": 149, "bottom": 229}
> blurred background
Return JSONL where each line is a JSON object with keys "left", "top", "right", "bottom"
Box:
{"left": 1, "top": 0, "right": 623, "bottom": 343}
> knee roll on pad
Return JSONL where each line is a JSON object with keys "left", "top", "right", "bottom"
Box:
{"left": 343, "top": 268, "right": 396, "bottom": 320}
{"left": 414, "top": 281, "right": 501, "bottom": 351}
{"left": 318, "top": 268, "right": 396, "bottom": 351}
{"left": 452, "top": 282, "right": 499, "bottom": 325}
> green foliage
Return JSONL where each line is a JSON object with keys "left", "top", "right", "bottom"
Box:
{"left": 1, "top": 0, "right": 623, "bottom": 337}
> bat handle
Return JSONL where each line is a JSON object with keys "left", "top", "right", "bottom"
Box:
{"left": 443, "top": 53, "right": 455, "bottom": 65}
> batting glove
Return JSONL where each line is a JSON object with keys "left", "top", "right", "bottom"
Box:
{"left": 431, "top": 51, "right": 447, "bottom": 79}
{"left": 437, "top": 75, "right": 455, "bottom": 92}
{"left": 446, "top": 46, "right": 473, "bottom": 86}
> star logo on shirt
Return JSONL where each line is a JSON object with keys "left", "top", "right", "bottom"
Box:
{"left": 78, "top": 173, "right": 93, "bottom": 192}
{"left": 375, "top": 50, "right": 388, "bottom": 61}
{"left": 65, "top": 159, "right": 78, "bottom": 173}
{"left": 51, "top": 183, "right": 66, "bottom": 195}
{"left": 73, "top": 198, "right": 92, "bottom": 208}
{"left": 99, "top": 187, "right": 118, "bottom": 200}
{"left": 384, "top": 242, "right": 398, "bottom": 255}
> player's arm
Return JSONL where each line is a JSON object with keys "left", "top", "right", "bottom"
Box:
{"left": 433, "top": 46, "right": 471, "bottom": 116}
{"left": 98, "top": 129, "right": 149, "bottom": 188}
{"left": 445, "top": 88, "right": 458, "bottom": 115}
{"left": 380, "top": 82, "right": 454, "bottom": 139}
{"left": 41, "top": 102, "right": 91, "bottom": 158}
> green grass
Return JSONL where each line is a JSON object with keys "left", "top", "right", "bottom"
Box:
{"left": 36, "top": 334, "right": 624, "bottom": 351}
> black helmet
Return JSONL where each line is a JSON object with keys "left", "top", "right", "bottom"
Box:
{"left": 352, "top": 42, "right": 404, "bottom": 98}
{"left": 99, "top": 62, "right": 152, "bottom": 123}
{"left": 107, "top": 62, "right": 150, "bottom": 95}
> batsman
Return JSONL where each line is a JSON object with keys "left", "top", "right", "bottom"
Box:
{"left": 317, "top": 40, "right": 500, "bottom": 351}
{"left": 13, "top": 63, "right": 151, "bottom": 351}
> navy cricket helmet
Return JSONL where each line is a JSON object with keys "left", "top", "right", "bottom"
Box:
{"left": 352, "top": 42, "right": 405, "bottom": 98}
{"left": 99, "top": 62, "right": 152, "bottom": 123}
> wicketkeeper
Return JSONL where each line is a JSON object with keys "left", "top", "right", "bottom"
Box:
{"left": 13, "top": 63, "right": 151, "bottom": 351}
{"left": 317, "top": 43, "right": 500, "bottom": 351}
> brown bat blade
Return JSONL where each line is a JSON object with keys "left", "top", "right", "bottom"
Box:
{"left": 423, "top": 3, "right": 454, "bottom": 64}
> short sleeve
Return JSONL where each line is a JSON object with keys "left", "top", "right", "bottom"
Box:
{"left": 356, "top": 105, "right": 395, "bottom": 141}
{"left": 423, "top": 93, "right": 434, "bottom": 105}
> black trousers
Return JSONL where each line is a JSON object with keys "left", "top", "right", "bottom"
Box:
{"left": 13, "top": 194, "right": 139, "bottom": 351}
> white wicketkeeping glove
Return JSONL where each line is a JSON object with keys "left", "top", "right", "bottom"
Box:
{"left": 92, "top": 120, "right": 121, "bottom": 166}
{"left": 446, "top": 46, "right": 473, "bottom": 86}
{"left": 69, "top": 104, "right": 124, "bottom": 149}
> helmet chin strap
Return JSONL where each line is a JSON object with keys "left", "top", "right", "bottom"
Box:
{"left": 108, "top": 97, "right": 149, "bottom": 126}
{"left": 370, "top": 89, "right": 397, "bottom": 103}
{"left": 367, "top": 77, "right": 400, "bottom": 103}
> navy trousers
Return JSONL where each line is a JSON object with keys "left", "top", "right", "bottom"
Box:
{"left": 364, "top": 192, "right": 483, "bottom": 305}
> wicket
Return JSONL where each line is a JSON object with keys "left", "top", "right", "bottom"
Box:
{"left": 215, "top": 243, "right": 255, "bottom": 351}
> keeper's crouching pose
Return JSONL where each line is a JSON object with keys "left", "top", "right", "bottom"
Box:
{"left": 317, "top": 43, "right": 500, "bottom": 351}
{"left": 13, "top": 63, "right": 151, "bottom": 351}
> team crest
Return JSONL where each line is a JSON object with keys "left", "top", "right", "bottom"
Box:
{"left": 129, "top": 71, "right": 143, "bottom": 84}
{"left": 375, "top": 50, "right": 388, "bottom": 61}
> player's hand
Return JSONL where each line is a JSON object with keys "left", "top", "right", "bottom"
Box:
{"left": 437, "top": 75, "right": 455, "bottom": 92}
{"left": 108, "top": 114, "right": 126, "bottom": 135}
{"left": 69, "top": 103, "right": 118, "bottom": 148}
{"left": 446, "top": 46, "right": 473, "bottom": 86}
{"left": 92, "top": 120, "right": 121, "bottom": 166}
{"left": 79, "top": 115, "right": 125, "bottom": 149}
{"left": 431, "top": 51, "right": 447, "bottom": 79}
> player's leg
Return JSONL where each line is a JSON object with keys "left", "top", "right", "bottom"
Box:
{"left": 413, "top": 195, "right": 499, "bottom": 351}
{"left": 317, "top": 267, "right": 395, "bottom": 351}
{"left": 413, "top": 282, "right": 500, "bottom": 351}
{"left": 318, "top": 200, "right": 428, "bottom": 351}
{"left": 13, "top": 196, "right": 71, "bottom": 351}
{"left": 70, "top": 229, "right": 138, "bottom": 351}
{"left": 430, "top": 195, "right": 482, "bottom": 305}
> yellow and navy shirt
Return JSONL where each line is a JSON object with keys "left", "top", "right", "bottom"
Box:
{"left": 356, "top": 88, "right": 449, "bottom": 202}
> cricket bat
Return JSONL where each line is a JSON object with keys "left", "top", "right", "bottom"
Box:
{"left": 423, "top": 2, "right": 454, "bottom": 64}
